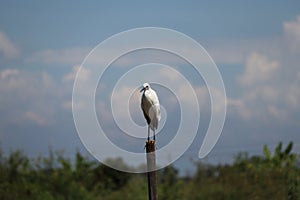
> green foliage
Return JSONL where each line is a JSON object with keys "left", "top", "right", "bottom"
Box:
{"left": 262, "top": 141, "right": 297, "bottom": 168}
{"left": 0, "top": 141, "right": 299, "bottom": 199}
{"left": 0, "top": 150, "right": 133, "bottom": 199}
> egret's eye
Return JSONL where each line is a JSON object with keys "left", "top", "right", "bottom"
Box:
{"left": 145, "top": 86, "right": 149, "bottom": 89}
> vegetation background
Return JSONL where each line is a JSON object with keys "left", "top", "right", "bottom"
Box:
{"left": 0, "top": 142, "right": 299, "bottom": 200}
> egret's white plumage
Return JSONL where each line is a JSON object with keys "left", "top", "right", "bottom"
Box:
{"left": 140, "top": 83, "right": 161, "bottom": 140}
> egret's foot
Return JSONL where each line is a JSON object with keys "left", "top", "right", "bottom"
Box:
{"left": 145, "top": 140, "right": 156, "bottom": 145}
{"left": 150, "top": 140, "right": 156, "bottom": 144}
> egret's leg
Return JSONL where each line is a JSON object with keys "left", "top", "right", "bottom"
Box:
{"left": 147, "top": 126, "right": 150, "bottom": 141}
{"left": 153, "top": 130, "right": 156, "bottom": 141}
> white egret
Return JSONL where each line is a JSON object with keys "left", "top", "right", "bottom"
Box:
{"left": 140, "top": 83, "right": 161, "bottom": 141}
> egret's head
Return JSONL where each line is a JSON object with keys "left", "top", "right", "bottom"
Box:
{"left": 140, "top": 82, "right": 150, "bottom": 92}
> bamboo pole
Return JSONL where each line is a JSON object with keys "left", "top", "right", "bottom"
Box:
{"left": 146, "top": 140, "right": 158, "bottom": 200}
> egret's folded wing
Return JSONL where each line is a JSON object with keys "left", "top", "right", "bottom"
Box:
{"left": 141, "top": 95, "right": 151, "bottom": 125}
{"left": 149, "top": 104, "right": 160, "bottom": 131}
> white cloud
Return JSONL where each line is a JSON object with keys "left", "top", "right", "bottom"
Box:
{"left": 230, "top": 49, "right": 300, "bottom": 121}
{"left": 22, "top": 33, "right": 280, "bottom": 73}
{"left": 62, "top": 101, "right": 73, "bottom": 111}
{"left": 227, "top": 98, "right": 250, "bottom": 119}
{"left": 0, "top": 31, "right": 20, "bottom": 58}
{"left": 0, "top": 69, "right": 60, "bottom": 126}
{"left": 2, "top": 15, "right": 299, "bottom": 131}
{"left": 63, "top": 65, "right": 90, "bottom": 82}
{"left": 267, "top": 105, "right": 287, "bottom": 121}
{"left": 159, "top": 67, "right": 181, "bottom": 81}
{"left": 176, "top": 84, "right": 209, "bottom": 109}
{"left": 23, "top": 37, "right": 266, "bottom": 69}
{"left": 62, "top": 65, "right": 93, "bottom": 113}
{"left": 0, "top": 69, "right": 19, "bottom": 79}
{"left": 26, "top": 47, "right": 90, "bottom": 65}
{"left": 23, "top": 111, "right": 50, "bottom": 126}
{"left": 223, "top": 16, "right": 300, "bottom": 122}
{"left": 111, "top": 85, "right": 141, "bottom": 119}
{"left": 285, "top": 84, "right": 300, "bottom": 108}
{"left": 284, "top": 15, "right": 300, "bottom": 51}
{"left": 205, "top": 37, "right": 281, "bottom": 65}
{"left": 238, "top": 52, "right": 279, "bottom": 86}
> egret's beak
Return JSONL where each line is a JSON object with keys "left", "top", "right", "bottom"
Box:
{"left": 140, "top": 87, "right": 145, "bottom": 92}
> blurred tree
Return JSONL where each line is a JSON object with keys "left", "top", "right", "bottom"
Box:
{"left": 263, "top": 142, "right": 297, "bottom": 168}
{"left": 0, "top": 141, "right": 299, "bottom": 199}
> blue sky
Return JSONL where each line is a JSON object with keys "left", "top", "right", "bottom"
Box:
{"left": 0, "top": 1, "right": 300, "bottom": 173}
